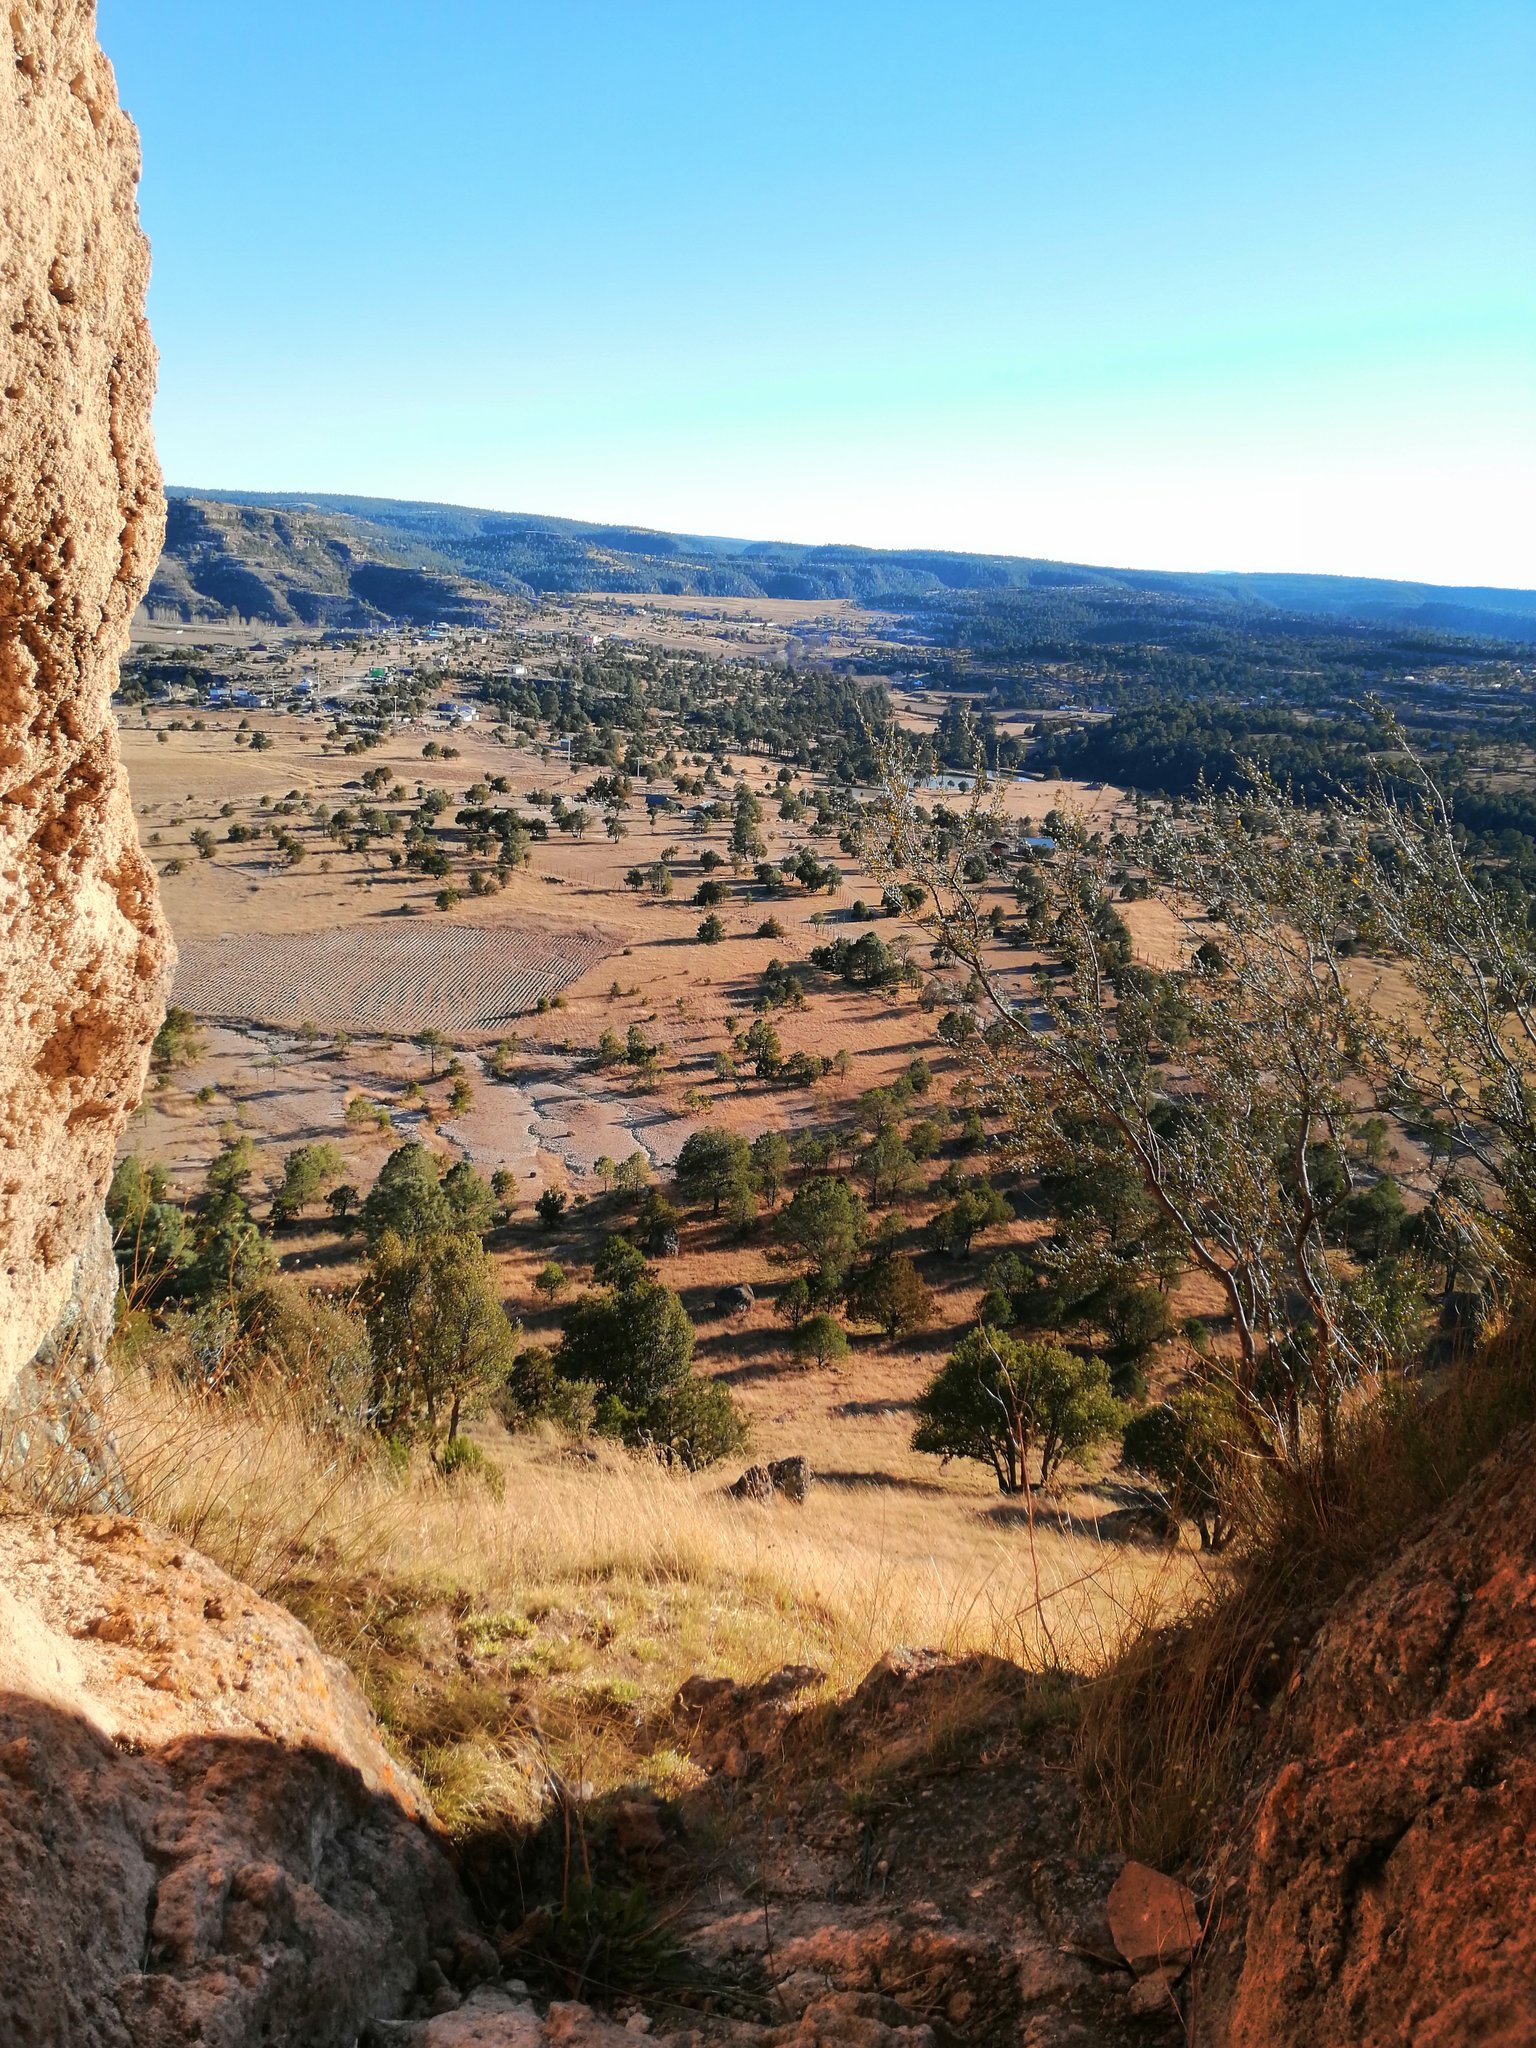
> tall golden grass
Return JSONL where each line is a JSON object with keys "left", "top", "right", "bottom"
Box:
{"left": 108, "top": 1361, "right": 1199, "bottom": 1829}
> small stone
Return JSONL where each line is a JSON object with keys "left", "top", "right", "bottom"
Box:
{"left": 1106, "top": 1862, "right": 1199, "bottom": 1977}
{"left": 1126, "top": 1966, "right": 1181, "bottom": 2017}
{"left": 451, "top": 1930, "right": 501, "bottom": 1986}
{"left": 611, "top": 1797, "right": 665, "bottom": 1855}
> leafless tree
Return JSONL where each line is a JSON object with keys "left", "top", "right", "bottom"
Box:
{"left": 866, "top": 742, "right": 1523, "bottom": 1479}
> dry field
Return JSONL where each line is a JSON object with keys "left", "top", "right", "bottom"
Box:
{"left": 174, "top": 919, "right": 620, "bottom": 1036}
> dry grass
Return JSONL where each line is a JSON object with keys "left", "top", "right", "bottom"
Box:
{"left": 1075, "top": 1296, "right": 1536, "bottom": 1869}
{"left": 110, "top": 1361, "right": 1196, "bottom": 1834}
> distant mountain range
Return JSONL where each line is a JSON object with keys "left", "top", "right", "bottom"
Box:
{"left": 145, "top": 487, "right": 1536, "bottom": 643}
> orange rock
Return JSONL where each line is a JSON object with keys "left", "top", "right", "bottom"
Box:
{"left": 1105, "top": 1861, "right": 1200, "bottom": 1978}
{"left": 0, "top": 0, "right": 174, "bottom": 1407}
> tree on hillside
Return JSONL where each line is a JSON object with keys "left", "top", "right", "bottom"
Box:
{"left": 674, "top": 1128, "right": 752, "bottom": 1216}
{"left": 858, "top": 1128, "right": 922, "bottom": 1206}
{"left": 360, "top": 1142, "right": 450, "bottom": 1248}
{"left": 416, "top": 1027, "right": 449, "bottom": 1079}
{"left": 912, "top": 1330, "right": 1120, "bottom": 1493}
{"left": 557, "top": 1276, "right": 696, "bottom": 1412}
{"left": 442, "top": 1159, "right": 496, "bottom": 1239}
{"left": 928, "top": 1182, "right": 1013, "bottom": 1259}
{"left": 271, "top": 1142, "right": 345, "bottom": 1224}
{"left": 365, "top": 1227, "right": 517, "bottom": 1443}
{"left": 749, "top": 1130, "right": 791, "bottom": 1208}
{"left": 776, "top": 1175, "right": 868, "bottom": 1294}
{"left": 848, "top": 1252, "right": 936, "bottom": 1342}
{"left": 107, "top": 1156, "right": 187, "bottom": 1301}
{"left": 554, "top": 1275, "right": 745, "bottom": 1467}
{"left": 151, "top": 1005, "right": 204, "bottom": 1075}
{"left": 731, "top": 785, "right": 767, "bottom": 862}
{"left": 792, "top": 1312, "right": 850, "bottom": 1368}
{"left": 868, "top": 750, "right": 1468, "bottom": 1474}
{"left": 1122, "top": 1390, "right": 1239, "bottom": 1552}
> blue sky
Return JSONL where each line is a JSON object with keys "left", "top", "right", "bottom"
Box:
{"left": 99, "top": 1, "right": 1535, "bottom": 586}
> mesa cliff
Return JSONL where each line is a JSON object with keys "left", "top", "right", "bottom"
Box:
{"left": 0, "top": 0, "right": 173, "bottom": 1411}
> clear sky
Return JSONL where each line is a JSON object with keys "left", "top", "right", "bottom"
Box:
{"left": 99, "top": 1, "right": 1535, "bottom": 587}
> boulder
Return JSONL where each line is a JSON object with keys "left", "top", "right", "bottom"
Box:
{"left": 715, "top": 1283, "right": 756, "bottom": 1317}
{"left": 768, "top": 1455, "right": 812, "bottom": 1503}
{"left": 0, "top": 1514, "right": 474, "bottom": 2045}
{"left": 730, "top": 1463, "right": 776, "bottom": 1503}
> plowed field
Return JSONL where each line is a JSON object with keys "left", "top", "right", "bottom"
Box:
{"left": 173, "top": 918, "right": 619, "bottom": 1036}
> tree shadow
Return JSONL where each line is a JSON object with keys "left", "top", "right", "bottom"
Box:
{"left": 812, "top": 1469, "right": 953, "bottom": 1497}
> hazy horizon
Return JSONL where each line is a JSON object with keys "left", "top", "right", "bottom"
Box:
{"left": 103, "top": 1, "right": 1535, "bottom": 588}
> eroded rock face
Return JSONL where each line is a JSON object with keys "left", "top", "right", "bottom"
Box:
{"left": 1202, "top": 1426, "right": 1536, "bottom": 2046}
{"left": 0, "top": 1515, "right": 473, "bottom": 2046}
{"left": 0, "top": 0, "right": 173, "bottom": 1401}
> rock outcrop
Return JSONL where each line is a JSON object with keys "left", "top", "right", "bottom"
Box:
{"left": 1199, "top": 1421, "right": 1536, "bottom": 2046}
{"left": 0, "top": 0, "right": 173, "bottom": 1406}
{"left": 0, "top": 1514, "right": 474, "bottom": 2046}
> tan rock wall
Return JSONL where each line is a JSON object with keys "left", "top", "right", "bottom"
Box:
{"left": 0, "top": 0, "right": 172, "bottom": 1393}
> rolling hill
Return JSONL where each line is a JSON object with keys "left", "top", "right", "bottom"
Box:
{"left": 144, "top": 486, "right": 1536, "bottom": 642}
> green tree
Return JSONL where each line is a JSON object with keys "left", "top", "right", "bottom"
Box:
{"left": 416, "top": 1027, "right": 450, "bottom": 1078}
{"left": 749, "top": 1130, "right": 791, "bottom": 1208}
{"left": 929, "top": 1182, "right": 1013, "bottom": 1259}
{"left": 849, "top": 1252, "right": 935, "bottom": 1342}
{"left": 443, "top": 1160, "right": 496, "bottom": 1238}
{"left": 558, "top": 1277, "right": 696, "bottom": 1412}
{"left": 151, "top": 1003, "right": 204, "bottom": 1073}
{"left": 859, "top": 1128, "right": 920, "bottom": 1206}
{"left": 775, "top": 1275, "right": 812, "bottom": 1326}
{"left": 792, "top": 1312, "right": 849, "bottom": 1368}
{"left": 742, "top": 1016, "right": 783, "bottom": 1080}
{"left": 1122, "top": 1390, "right": 1238, "bottom": 1551}
{"left": 697, "top": 913, "right": 726, "bottom": 945}
{"left": 731, "top": 785, "right": 767, "bottom": 862}
{"left": 499, "top": 1344, "right": 596, "bottom": 1436}
{"left": 271, "top": 1141, "right": 345, "bottom": 1223}
{"left": 674, "top": 1127, "right": 752, "bottom": 1216}
{"left": 360, "top": 1142, "right": 450, "bottom": 1248}
{"left": 593, "top": 1234, "right": 648, "bottom": 1288}
{"left": 107, "top": 1156, "right": 187, "bottom": 1298}
{"left": 185, "top": 1192, "right": 272, "bottom": 1305}
{"left": 627, "top": 1373, "right": 748, "bottom": 1469}
{"left": 535, "top": 1187, "right": 569, "bottom": 1230}
{"left": 776, "top": 1175, "right": 868, "bottom": 1291}
{"left": 912, "top": 1330, "right": 1120, "bottom": 1492}
{"left": 206, "top": 1134, "right": 256, "bottom": 1195}
{"left": 534, "top": 1259, "right": 567, "bottom": 1299}
{"left": 365, "top": 1228, "right": 517, "bottom": 1443}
